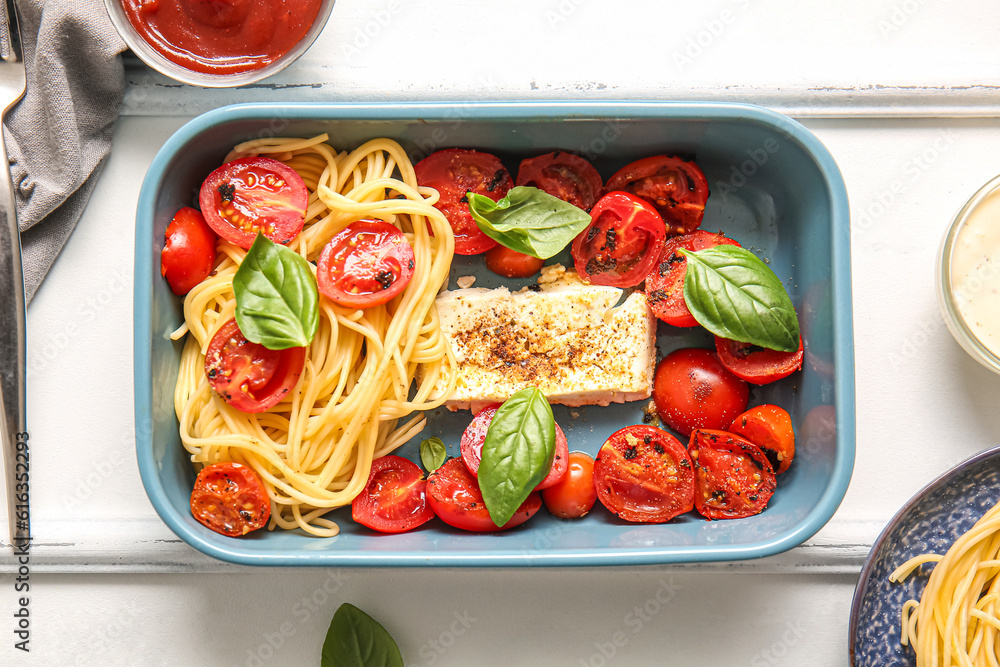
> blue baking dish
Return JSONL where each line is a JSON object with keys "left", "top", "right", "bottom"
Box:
{"left": 134, "top": 101, "right": 854, "bottom": 566}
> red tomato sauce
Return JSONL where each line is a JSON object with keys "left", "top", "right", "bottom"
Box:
{"left": 120, "top": 0, "right": 324, "bottom": 75}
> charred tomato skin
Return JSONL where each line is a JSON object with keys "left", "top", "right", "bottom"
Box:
{"left": 604, "top": 155, "right": 710, "bottom": 235}
{"left": 190, "top": 462, "right": 271, "bottom": 537}
{"left": 571, "top": 191, "right": 666, "bottom": 288}
{"left": 688, "top": 429, "right": 776, "bottom": 520}
{"left": 515, "top": 151, "right": 603, "bottom": 211}
{"left": 414, "top": 148, "right": 513, "bottom": 255}
{"left": 645, "top": 230, "right": 740, "bottom": 327}
{"left": 593, "top": 425, "right": 695, "bottom": 523}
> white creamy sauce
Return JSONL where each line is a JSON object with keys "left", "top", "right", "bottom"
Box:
{"left": 951, "top": 187, "right": 1000, "bottom": 356}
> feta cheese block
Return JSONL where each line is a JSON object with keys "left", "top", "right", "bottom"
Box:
{"left": 434, "top": 270, "right": 656, "bottom": 410}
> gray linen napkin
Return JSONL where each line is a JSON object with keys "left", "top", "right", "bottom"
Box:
{"left": 5, "top": 0, "right": 125, "bottom": 303}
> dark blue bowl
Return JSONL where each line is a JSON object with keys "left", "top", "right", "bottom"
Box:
{"left": 850, "top": 444, "right": 1000, "bottom": 665}
{"left": 134, "top": 101, "right": 855, "bottom": 566}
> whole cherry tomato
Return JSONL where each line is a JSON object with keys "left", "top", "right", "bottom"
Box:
{"left": 653, "top": 348, "right": 749, "bottom": 437}
{"left": 484, "top": 245, "right": 545, "bottom": 278}
{"left": 160, "top": 206, "right": 217, "bottom": 296}
{"left": 542, "top": 451, "right": 597, "bottom": 519}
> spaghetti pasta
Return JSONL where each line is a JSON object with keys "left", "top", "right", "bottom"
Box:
{"left": 171, "top": 135, "right": 457, "bottom": 537}
{"left": 891, "top": 499, "right": 1000, "bottom": 665}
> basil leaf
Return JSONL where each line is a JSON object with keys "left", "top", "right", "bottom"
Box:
{"left": 478, "top": 387, "right": 555, "bottom": 527}
{"left": 321, "top": 603, "right": 403, "bottom": 667}
{"left": 680, "top": 245, "right": 800, "bottom": 352}
{"left": 467, "top": 186, "right": 591, "bottom": 259}
{"left": 419, "top": 437, "right": 447, "bottom": 473}
{"left": 233, "top": 233, "right": 318, "bottom": 350}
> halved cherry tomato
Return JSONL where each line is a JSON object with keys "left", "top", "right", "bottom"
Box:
{"left": 688, "top": 429, "right": 776, "bottom": 520}
{"left": 204, "top": 318, "right": 305, "bottom": 414}
{"left": 484, "top": 244, "right": 545, "bottom": 278}
{"left": 542, "top": 451, "right": 597, "bottom": 519}
{"left": 426, "top": 458, "right": 541, "bottom": 532}
{"left": 351, "top": 455, "right": 435, "bottom": 533}
{"left": 729, "top": 405, "right": 795, "bottom": 474}
{"left": 604, "top": 156, "right": 709, "bottom": 235}
{"left": 459, "top": 404, "right": 569, "bottom": 490}
{"left": 190, "top": 461, "right": 271, "bottom": 537}
{"left": 715, "top": 335, "right": 804, "bottom": 385}
{"left": 645, "top": 230, "right": 741, "bottom": 327}
{"left": 653, "top": 348, "right": 749, "bottom": 437}
{"left": 198, "top": 156, "right": 308, "bottom": 249}
{"left": 515, "top": 152, "right": 603, "bottom": 211}
{"left": 414, "top": 148, "right": 513, "bottom": 255}
{"left": 316, "top": 219, "right": 415, "bottom": 309}
{"left": 160, "top": 206, "right": 218, "bottom": 296}
{"left": 593, "top": 425, "right": 695, "bottom": 523}
{"left": 571, "top": 191, "right": 666, "bottom": 287}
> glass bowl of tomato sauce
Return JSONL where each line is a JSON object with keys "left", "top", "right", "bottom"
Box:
{"left": 105, "top": 0, "right": 336, "bottom": 87}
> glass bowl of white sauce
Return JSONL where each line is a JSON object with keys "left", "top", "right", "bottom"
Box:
{"left": 938, "top": 174, "right": 1000, "bottom": 374}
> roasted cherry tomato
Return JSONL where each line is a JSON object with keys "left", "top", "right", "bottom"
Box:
{"left": 645, "top": 230, "right": 741, "bottom": 327}
{"left": 160, "top": 206, "right": 218, "bottom": 296}
{"left": 604, "top": 156, "right": 709, "bottom": 235}
{"left": 414, "top": 148, "right": 513, "bottom": 255}
{"left": 459, "top": 404, "right": 569, "bottom": 490}
{"left": 351, "top": 455, "right": 435, "bottom": 533}
{"left": 515, "top": 152, "right": 603, "bottom": 211}
{"left": 593, "top": 425, "right": 695, "bottom": 523}
{"left": 190, "top": 461, "right": 271, "bottom": 537}
{"left": 426, "top": 458, "right": 541, "bottom": 532}
{"left": 715, "top": 335, "right": 804, "bottom": 385}
{"left": 198, "top": 156, "right": 308, "bottom": 249}
{"left": 542, "top": 451, "right": 597, "bottom": 519}
{"left": 484, "top": 244, "right": 545, "bottom": 278}
{"left": 688, "top": 429, "right": 776, "bottom": 520}
{"left": 316, "top": 219, "right": 415, "bottom": 309}
{"left": 571, "top": 191, "right": 666, "bottom": 287}
{"left": 653, "top": 348, "right": 749, "bottom": 437}
{"left": 729, "top": 405, "right": 795, "bottom": 474}
{"left": 204, "top": 318, "right": 306, "bottom": 414}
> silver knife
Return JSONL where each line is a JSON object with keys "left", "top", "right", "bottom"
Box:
{"left": 0, "top": 0, "right": 28, "bottom": 552}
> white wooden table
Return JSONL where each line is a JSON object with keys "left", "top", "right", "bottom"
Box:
{"left": 5, "top": 0, "right": 1000, "bottom": 663}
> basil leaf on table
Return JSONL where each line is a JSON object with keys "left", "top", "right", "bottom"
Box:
{"left": 419, "top": 437, "right": 447, "bottom": 473}
{"left": 467, "top": 186, "right": 592, "bottom": 259}
{"left": 233, "top": 233, "right": 318, "bottom": 350}
{"left": 478, "top": 387, "right": 555, "bottom": 527}
{"left": 680, "top": 245, "right": 800, "bottom": 353}
{"left": 321, "top": 603, "right": 402, "bottom": 667}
